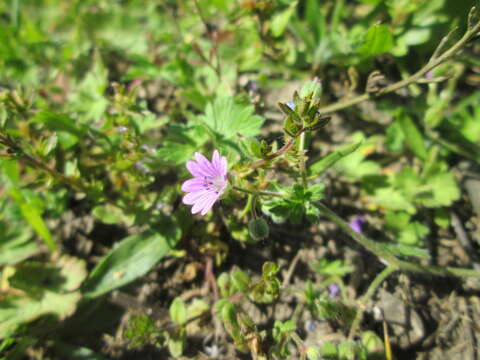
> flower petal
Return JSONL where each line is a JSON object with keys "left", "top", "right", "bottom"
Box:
{"left": 183, "top": 190, "right": 210, "bottom": 205}
{"left": 195, "top": 152, "right": 217, "bottom": 176}
{"left": 181, "top": 178, "right": 206, "bottom": 192}
{"left": 191, "top": 192, "right": 218, "bottom": 214}
{"left": 186, "top": 160, "right": 206, "bottom": 177}
{"left": 200, "top": 195, "right": 218, "bottom": 215}
{"left": 220, "top": 156, "right": 227, "bottom": 176}
{"left": 212, "top": 150, "right": 221, "bottom": 173}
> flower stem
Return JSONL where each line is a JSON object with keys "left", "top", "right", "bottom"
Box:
{"left": 315, "top": 12, "right": 480, "bottom": 116}
{"left": 314, "top": 201, "right": 480, "bottom": 279}
{"left": 0, "top": 132, "right": 128, "bottom": 211}
{"left": 233, "top": 185, "right": 283, "bottom": 198}
{"left": 347, "top": 264, "right": 397, "bottom": 340}
{"left": 298, "top": 131, "right": 308, "bottom": 188}
{"left": 315, "top": 201, "right": 399, "bottom": 265}
{"left": 249, "top": 126, "right": 311, "bottom": 170}
{"left": 290, "top": 331, "right": 307, "bottom": 360}
{"left": 239, "top": 194, "right": 254, "bottom": 219}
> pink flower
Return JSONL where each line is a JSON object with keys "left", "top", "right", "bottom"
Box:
{"left": 182, "top": 150, "right": 228, "bottom": 215}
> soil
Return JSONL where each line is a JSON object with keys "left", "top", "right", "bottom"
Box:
{"left": 22, "top": 78, "right": 480, "bottom": 360}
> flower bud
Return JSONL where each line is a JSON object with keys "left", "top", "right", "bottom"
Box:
{"left": 248, "top": 218, "right": 269, "bottom": 241}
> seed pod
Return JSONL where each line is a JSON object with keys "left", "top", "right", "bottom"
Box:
{"left": 248, "top": 218, "right": 269, "bottom": 241}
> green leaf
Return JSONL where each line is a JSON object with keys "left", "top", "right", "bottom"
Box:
{"left": 198, "top": 97, "right": 265, "bottom": 139}
{"left": 310, "top": 142, "right": 362, "bottom": 175}
{"left": 0, "top": 256, "right": 87, "bottom": 338}
{"left": 155, "top": 124, "right": 209, "bottom": 165}
{"left": 334, "top": 151, "right": 380, "bottom": 179}
{"left": 52, "top": 342, "right": 108, "bottom": 360}
{"left": 124, "top": 314, "right": 160, "bottom": 349}
{"left": 30, "top": 111, "right": 86, "bottom": 139}
{"left": 0, "top": 222, "right": 37, "bottom": 265}
{"left": 9, "top": 189, "right": 56, "bottom": 252}
{"left": 168, "top": 331, "right": 186, "bottom": 359}
{"left": 69, "top": 54, "right": 108, "bottom": 122}
{"left": 332, "top": 133, "right": 381, "bottom": 179}
{"left": 305, "top": 202, "right": 320, "bottom": 222}
{"left": 397, "top": 110, "right": 428, "bottom": 161}
{"left": 393, "top": 167, "right": 422, "bottom": 199}
{"left": 385, "top": 211, "right": 430, "bottom": 246}
{"left": 371, "top": 187, "right": 416, "bottom": 213}
{"left": 92, "top": 204, "right": 134, "bottom": 226}
{"left": 270, "top": 2, "right": 298, "bottom": 37}
{"left": 310, "top": 259, "right": 353, "bottom": 277}
{"left": 1, "top": 159, "right": 20, "bottom": 186}
{"left": 262, "top": 199, "right": 293, "bottom": 224}
{"left": 169, "top": 298, "right": 187, "bottom": 325}
{"left": 402, "top": 27, "right": 432, "bottom": 46}
{"left": 319, "top": 342, "right": 338, "bottom": 358}
{"left": 361, "top": 331, "right": 384, "bottom": 355}
{"left": 83, "top": 224, "right": 180, "bottom": 298}
{"left": 385, "top": 120, "right": 405, "bottom": 153}
{"left": 358, "top": 24, "right": 394, "bottom": 57}
{"left": 274, "top": 319, "right": 296, "bottom": 334}
{"left": 306, "top": 346, "right": 322, "bottom": 360}
{"left": 156, "top": 141, "right": 197, "bottom": 165}
{"left": 299, "top": 80, "right": 322, "bottom": 99}
{"left": 385, "top": 211, "right": 410, "bottom": 231}
{"left": 434, "top": 208, "right": 450, "bottom": 229}
{"left": 308, "top": 184, "right": 325, "bottom": 201}
{"left": 219, "top": 302, "right": 247, "bottom": 352}
{"left": 421, "top": 170, "right": 460, "bottom": 207}
{"left": 262, "top": 261, "right": 280, "bottom": 278}
{"left": 357, "top": 0, "right": 382, "bottom": 4}
{"left": 231, "top": 269, "right": 251, "bottom": 293}
{"left": 383, "top": 243, "right": 430, "bottom": 259}
{"left": 337, "top": 342, "right": 358, "bottom": 360}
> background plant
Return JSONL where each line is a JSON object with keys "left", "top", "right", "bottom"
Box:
{"left": 1, "top": 0, "right": 480, "bottom": 359}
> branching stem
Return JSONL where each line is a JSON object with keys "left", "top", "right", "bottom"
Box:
{"left": 233, "top": 185, "right": 284, "bottom": 198}
{"left": 0, "top": 133, "right": 128, "bottom": 211}
{"left": 347, "top": 265, "right": 397, "bottom": 340}
{"left": 316, "top": 13, "right": 480, "bottom": 116}
{"left": 314, "top": 201, "right": 480, "bottom": 279}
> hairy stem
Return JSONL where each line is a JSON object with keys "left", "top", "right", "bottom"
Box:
{"left": 348, "top": 265, "right": 397, "bottom": 340}
{"left": 315, "top": 201, "right": 480, "bottom": 279}
{"left": 316, "top": 13, "right": 480, "bottom": 116}
{"left": 233, "top": 185, "right": 284, "bottom": 197}
{"left": 0, "top": 132, "right": 127, "bottom": 211}
{"left": 298, "top": 131, "right": 308, "bottom": 188}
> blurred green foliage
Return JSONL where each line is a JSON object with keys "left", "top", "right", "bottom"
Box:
{"left": 0, "top": 0, "right": 479, "bottom": 358}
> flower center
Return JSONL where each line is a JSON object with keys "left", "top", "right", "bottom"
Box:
{"left": 203, "top": 175, "right": 226, "bottom": 195}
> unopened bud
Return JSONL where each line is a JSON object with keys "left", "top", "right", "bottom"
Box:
{"left": 248, "top": 218, "right": 269, "bottom": 241}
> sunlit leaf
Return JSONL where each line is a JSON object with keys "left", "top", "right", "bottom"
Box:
{"left": 0, "top": 256, "right": 87, "bottom": 338}
{"left": 358, "top": 24, "right": 394, "bottom": 57}
{"left": 83, "top": 221, "right": 181, "bottom": 298}
{"left": 198, "top": 97, "right": 265, "bottom": 139}
{"left": 310, "top": 142, "right": 362, "bottom": 175}
{"left": 270, "top": 2, "right": 298, "bottom": 37}
{"left": 397, "top": 110, "right": 428, "bottom": 161}
{"left": 9, "top": 189, "right": 56, "bottom": 252}
{"left": 0, "top": 222, "right": 37, "bottom": 265}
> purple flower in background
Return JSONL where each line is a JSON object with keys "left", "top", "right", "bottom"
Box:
{"left": 182, "top": 150, "right": 228, "bottom": 216}
{"left": 349, "top": 216, "right": 366, "bottom": 233}
{"left": 304, "top": 319, "right": 318, "bottom": 333}
{"left": 328, "top": 283, "right": 340, "bottom": 298}
{"left": 286, "top": 101, "right": 295, "bottom": 110}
